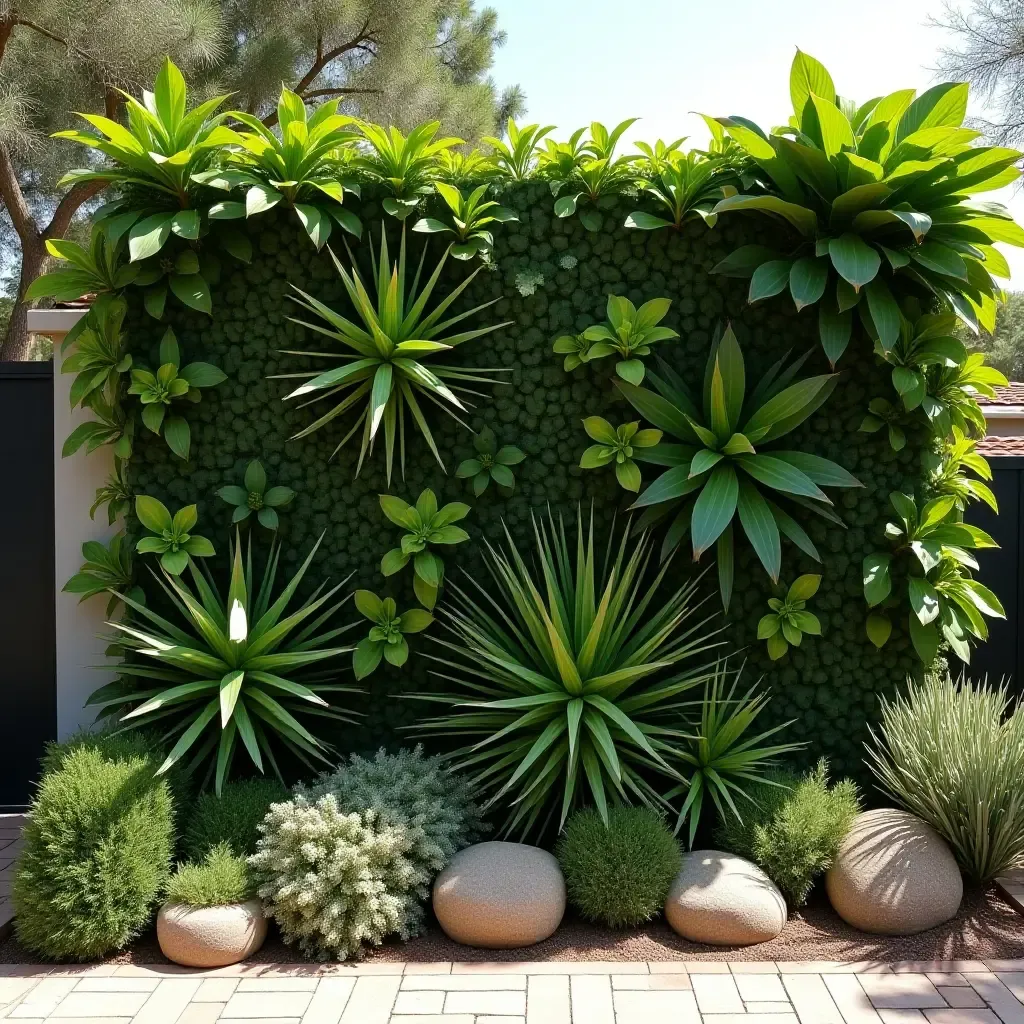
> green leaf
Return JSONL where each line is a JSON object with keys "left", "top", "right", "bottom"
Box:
{"left": 737, "top": 479, "right": 781, "bottom": 581}
{"left": 864, "top": 278, "right": 901, "bottom": 349}
{"left": 908, "top": 577, "right": 940, "bottom": 625}
{"left": 829, "top": 234, "right": 881, "bottom": 289}
{"left": 897, "top": 82, "right": 969, "bottom": 143}
{"left": 353, "top": 638, "right": 383, "bottom": 680}
{"left": 169, "top": 274, "right": 212, "bottom": 314}
{"left": 866, "top": 612, "right": 892, "bottom": 648}
{"left": 789, "top": 257, "right": 828, "bottom": 311}
{"left": 128, "top": 213, "right": 174, "bottom": 262}
{"left": 354, "top": 589, "right": 383, "bottom": 620}
{"left": 691, "top": 464, "right": 739, "bottom": 558}
{"left": 788, "top": 574, "right": 821, "bottom": 601}
{"left": 163, "top": 416, "right": 190, "bottom": 460}
{"left": 624, "top": 211, "right": 672, "bottom": 230}
{"left": 908, "top": 615, "right": 939, "bottom": 664}
{"left": 748, "top": 260, "right": 793, "bottom": 303}
{"left": 790, "top": 49, "right": 837, "bottom": 121}
{"left": 713, "top": 245, "right": 782, "bottom": 278}
{"left": 863, "top": 553, "right": 892, "bottom": 606}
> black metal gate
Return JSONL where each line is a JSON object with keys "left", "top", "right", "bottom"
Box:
{"left": 0, "top": 362, "right": 56, "bottom": 808}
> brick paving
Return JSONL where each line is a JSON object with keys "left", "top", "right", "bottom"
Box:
{"left": 0, "top": 814, "right": 25, "bottom": 939}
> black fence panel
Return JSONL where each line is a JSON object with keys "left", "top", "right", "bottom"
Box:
{"left": 0, "top": 362, "right": 55, "bottom": 808}
{"left": 972, "top": 456, "right": 1024, "bottom": 693}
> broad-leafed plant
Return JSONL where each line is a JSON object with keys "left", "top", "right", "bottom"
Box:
{"left": 413, "top": 182, "right": 518, "bottom": 260}
{"left": 127, "top": 327, "right": 225, "bottom": 460}
{"left": 279, "top": 227, "right": 510, "bottom": 481}
{"left": 93, "top": 532, "right": 359, "bottom": 792}
{"left": 579, "top": 417, "right": 663, "bottom": 492}
{"left": 217, "top": 460, "right": 295, "bottom": 530}
{"left": 709, "top": 50, "right": 1024, "bottom": 362}
{"left": 633, "top": 137, "right": 687, "bottom": 175}
{"left": 626, "top": 150, "right": 738, "bottom": 231}
{"left": 379, "top": 489, "right": 470, "bottom": 610}
{"left": 925, "top": 428, "right": 997, "bottom": 513}
{"left": 63, "top": 532, "right": 141, "bottom": 617}
{"left": 858, "top": 396, "right": 912, "bottom": 452}
{"left": 91, "top": 458, "right": 132, "bottom": 525}
{"left": 435, "top": 148, "right": 495, "bottom": 185}
{"left": 414, "top": 508, "right": 724, "bottom": 839}
{"left": 25, "top": 228, "right": 136, "bottom": 308}
{"left": 61, "top": 298, "right": 132, "bottom": 410}
{"left": 134, "top": 495, "right": 215, "bottom": 575}
{"left": 455, "top": 427, "right": 526, "bottom": 496}
{"left": 757, "top": 574, "right": 823, "bottom": 660}
{"left": 200, "top": 90, "right": 362, "bottom": 248}
{"left": 62, "top": 390, "right": 134, "bottom": 461}
{"left": 481, "top": 119, "right": 555, "bottom": 179}
{"left": 352, "top": 591, "right": 433, "bottom": 679}
{"left": 620, "top": 325, "right": 861, "bottom": 608}
{"left": 863, "top": 492, "right": 1004, "bottom": 663}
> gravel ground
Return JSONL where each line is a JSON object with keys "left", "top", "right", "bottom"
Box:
{"left": 1, "top": 886, "right": 1022, "bottom": 966}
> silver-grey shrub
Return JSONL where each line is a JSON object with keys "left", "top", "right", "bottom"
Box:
{"left": 867, "top": 673, "right": 1024, "bottom": 882}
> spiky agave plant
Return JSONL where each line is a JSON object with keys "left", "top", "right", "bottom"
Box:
{"left": 279, "top": 226, "right": 511, "bottom": 482}
{"left": 414, "top": 507, "right": 724, "bottom": 839}
{"left": 90, "top": 532, "right": 359, "bottom": 792}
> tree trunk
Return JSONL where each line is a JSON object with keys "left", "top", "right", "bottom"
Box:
{"left": 0, "top": 232, "right": 43, "bottom": 361}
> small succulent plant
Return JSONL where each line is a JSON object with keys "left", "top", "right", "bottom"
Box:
{"left": 579, "top": 417, "right": 662, "bottom": 492}
{"left": 353, "top": 591, "right": 433, "bottom": 679}
{"left": 455, "top": 428, "right": 526, "bottom": 496}
{"left": 217, "top": 460, "right": 295, "bottom": 529}
{"left": 757, "top": 575, "right": 823, "bottom": 660}
{"left": 134, "top": 495, "right": 215, "bottom": 575}
{"left": 63, "top": 532, "right": 142, "bottom": 616}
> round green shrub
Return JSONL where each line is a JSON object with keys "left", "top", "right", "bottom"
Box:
{"left": 181, "top": 777, "right": 288, "bottom": 861}
{"left": 165, "top": 843, "right": 253, "bottom": 907}
{"left": 13, "top": 744, "right": 174, "bottom": 960}
{"left": 557, "top": 806, "right": 682, "bottom": 927}
{"left": 714, "top": 759, "right": 861, "bottom": 906}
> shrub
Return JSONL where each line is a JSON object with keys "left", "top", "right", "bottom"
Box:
{"left": 165, "top": 843, "right": 253, "bottom": 907}
{"left": 181, "top": 778, "right": 288, "bottom": 861}
{"left": 557, "top": 806, "right": 682, "bottom": 927}
{"left": 867, "top": 673, "right": 1024, "bottom": 882}
{"left": 714, "top": 760, "right": 861, "bottom": 906}
{"left": 13, "top": 745, "right": 174, "bottom": 960}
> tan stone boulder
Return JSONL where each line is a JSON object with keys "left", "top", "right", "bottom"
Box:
{"left": 665, "top": 850, "right": 786, "bottom": 946}
{"left": 826, "top": 808, "right": 962, "bottom": 935}
{"left": 432, "top": 841, "right": 565, "bottom": 948}
{"left": 157, "top": 900, "right": 267, "bottom": 967}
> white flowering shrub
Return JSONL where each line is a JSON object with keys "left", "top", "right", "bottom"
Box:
{"left": 515, "top": 270, "right": 544, "bottom": 296}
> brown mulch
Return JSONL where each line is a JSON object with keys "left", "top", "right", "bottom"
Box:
{"left": 1, "top": 886, "right": 1022, "bottom": 966}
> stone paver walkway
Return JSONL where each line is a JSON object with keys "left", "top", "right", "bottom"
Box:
{"left": 5, "top": 960, "right": 1024, "bottom": 1024}
{"left": 0, "top": 815, "right": 25, "bottom": 937}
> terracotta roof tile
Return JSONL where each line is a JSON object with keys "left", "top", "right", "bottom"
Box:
{"left": 977, "top": 435, "right": 1024, "bottom": 456}
{"left": 979, "top": 382, "right": 1024, "bottom": 406}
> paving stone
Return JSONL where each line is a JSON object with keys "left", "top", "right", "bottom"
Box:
{"left": 338, "top": 976, "right": 400, "bottom": 1024}
{"left": 968, "top": 973, "right": 1024, "bottom": 1024}
{"left": 613, "top": 988, "right": 700, "bottom": 1023}
{"left": 986, "top": 965, "right": 1024, "bottom": 975}
{"left": 612, "top": 973, "right": 692, "bottom": 991}
{"left": 49, "top": 991, "right": 151, "bottom": 1017}
{"left": 45, "top": 1018, "right": 133, "bottom": 1024}
{"left": 0, "top": 978, "right": 38, "bottom": 1007}
{"left": 677, "top": 962, "right": 731, "bottom": 974}
{"left": 691, "top": 974, "right": 744, "bottom": 1014}
{"left": 194, "top": 979, "right": 239, "bottom": 1002}
{"left": 443, "top": 989, "right": 527, "bottom": 1015}
{"left": 878, "top": 1012, "right": 927, "bottom": 1023}
{"left": 931, "top": 976, "right": 972, "bottom": 988}
{"left": 526, "top": 974, "right": 569, "bottom": 1024}
{"left": 569, "top": 975, "right": 614, "bottom": 1024}
{"left": 389, "top": 1017, "right": 473, "bottom": 1024}
{"left": 476, "top": 1017, "right": 527, "bottom": 1024}
{"left": 451, "top": 960, "right": 645, "bottom": 975}
{"left": 736, "top": 973, "right": 788, "bottom": 1001}
{"left": 732, "top": 963, "right": 782, "bottom": 973}
{"left": 702, "top": 1016, "right": 798, "bottom": 1024}
{"left": 300, "top": 978, "right": 354, "bottom": 1024}
{"left": 238, "top": 979, "right": 320, "bottom": 992}
{"left": 135, "top": 979, "right": 204, "bottom": 1024}
{"left": 176, "top": 1003, "right": 225, "bottom": 1024}
{"left": 858, "top": 975, "right": 946, "bottom": 1008}
{"left": 746, "top": 1002, "right": 802, "bottom": 1013}
{"left": 402, "top": 973, "right": 526, "bottom": 990}
{"left": 996, "top": 976, "right": 1024, "bottom": 1005}
{"left": 782, "top": 974, "right": 844, "bottom": 1024}
{"left": 392, "top": 989, "right": 445, "bottom": 1014}
{"left": 779, "top": 963, "right": 893, "bottom": 974}
{"left": 72, "top": 978, "right": 160, "bottom": 992}
{"left": 401, "top": 963, "right": 452, "bottom": 975}
{"left": 222, "top": 991, "right": 315, "bottom": 1018}
{"left": 822, "top": 973, "right": 884, "bottom": 1023}
{"left": 895, "top": 966, "right": 989, "bottom": 976}
{"left": 939, "top": 988, "right": 987, "bottom": 1009}
{"left": 924, "top": 1012, "right": 1001, "bottom": 1024}
{"left": 8, "top": 979, "right": 77, "bottom": 1017}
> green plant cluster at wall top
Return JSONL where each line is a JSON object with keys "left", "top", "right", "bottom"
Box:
{"left": 43, "top": 48, "right": 1018, "bottom": 795}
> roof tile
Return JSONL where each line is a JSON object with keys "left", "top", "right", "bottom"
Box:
{"left": 979, "top": 382, "right": 1024, "bottom": 406}
{"left": 977, "top": 435, "right": 1024, "bottom": 456}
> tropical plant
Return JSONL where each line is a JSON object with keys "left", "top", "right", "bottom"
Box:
{"left": 715, "top": 759, "right": 861, "bottom": 906}
{"left": 620, "top": 325, "right": 861, "bottom": 608}
{"left": 62, "top": 391, "right": 135, "bottom": 461}
{"left": 61, "top": 298, "right": 132, "bottom": 411}
{"left": 552, "top": 331, "right": 593, "bottom": 372}
{"left": 557, "top": 806, "right": 682, "bottom": 927}
{"left": 280, "top": 227, "right": 510, "bottom": 482}
{"left": 925, "top": 427, "right": 998, "bottom": 512}
{"left": 379, "top": 490, "right": 470, "bottom": 610}
{"left": 482, "top": 119, "right": 555, "bottom": 179}
{"left": 579, "top": 417, "right": 663, "bottom": 492}
{"left": 927, "top": 352, "right": 1008, "bottom": 437}
{"left": 633, "top": 137, "right": 687, "bottom": 175}
{"left": 91, "top": 459, "right": 133, "bottom": 525}
{"left": 24, "top": 228, "right": 136, "bottom": 306}
{"left": 182, "top": 778, "right": 289, "bottom": 861}
{"left": 92, "top": 532, "right": 359, "bottom": 792}
{"left": 134, "top": 495, "right": 215, "bottom": 576}
{"left": 201, "top": 90, "right": 362, "bottom": 248}
{"left": 412, "top": 182, "right": 518, "bottom": 259}
{"left": 626, "top": 150, "right": 738, "bottom": 231}
{"left": 665, "top": 663, "right": 800, "bottom": 846}
{"left": 127, "top": 327, "right": 226, "bottom": 460}
{"left": 455, "top": 427, "right": 526, "bottom": 496}
{"left": 165, "top": 843, "right": 254, "bottom": 907}
{"left": 858, "top": 396, "right": 912, "bottom": 451}
{"left": 867, "top": 673, "right": 1024, "bottom": 882}
{"left": 757, "top": 574, "right": 823, "bottom": 661}
{"left": 63, "top": 533, "right": 141, "bottom": 617}
{"left": 434, "top": 148, "right": 495, "bottom": 185}
{"left": 414, "top": 508, "right": 723, "bottom": 839}
{"left": 536, "top": 127, "right": 591, "bottom": 178}
{"left": 553, "top": 156, "right": 640, "bottom": 230}
{"left": 352, "top": 591, "right": 433, "bottom": 679}
{"left": 862, "top": 491, "right": 1004, "bottom": 662}
{"left": 874, "top": 311, "right": 968, "bottom": 413}
{"left": 352, "top": 121, "right": 462, "bottom": 219}
{"left": 709, "top": 49, "right": 1024, "bottom": 362}
{"left": 217, "top": 460, "right": 295, "bottom": 529}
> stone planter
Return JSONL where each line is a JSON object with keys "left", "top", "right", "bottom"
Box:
{"left": 157, "top": 899, "right": 267, "bottom": 968}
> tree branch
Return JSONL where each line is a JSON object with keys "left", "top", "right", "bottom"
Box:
{"left": 301, "top": 87, "right": 381, "bottom": 100}
{"left": 43, "top": 180, "right": 105, "bottom": 241}
{"left": 0, "top": 141, "right": 38, "bottom": 245}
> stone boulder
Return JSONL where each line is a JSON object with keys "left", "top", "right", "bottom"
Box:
{"left": 826, "top": 808, "right": 962, "bottom": 935}
{"left": 157, "top": 900, "right": 267, "bottom": 968}
{"left": 433, "top": 841, "right": 565, "bottom": 948}
{"left": 665, "top": 850, "right": 786, "bottom": 946}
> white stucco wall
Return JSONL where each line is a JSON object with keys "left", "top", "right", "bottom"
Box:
{"left": 29, "top": 309, "right": 120, "bottom": 737}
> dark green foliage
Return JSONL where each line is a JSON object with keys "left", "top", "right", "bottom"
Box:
{"left": 714, "top": 759, "right": 861, "bottom": 906}
{"left": 181, "top": 777, "right": 288, "bottom": 861}
{"left": 557, "top": 806, "right": 682, "bottom": 927}
{"left": 126, "top": 184, "right": 927, "bottom": 784}
{"left": 13, "top": 744, "right": 174, "bottom": 960}
{"left": 165, "top": 843, "right": 253, "bottom": 907}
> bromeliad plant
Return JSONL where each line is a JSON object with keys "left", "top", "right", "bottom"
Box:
{"left": 414, "top": 508, "right": 724, "bottom": 839}
{"left": 93, "top": 532, "right": 360, "bottom": 792}
{"left": 709, "top": 49, "right": 1024, "bottom": 362}
{"left": 863, "top": 492, "right": 1004, "bottom": 663}
{"left": 579, "top": 417, "right": 663, "bottom": 492}
{"left": 60, "top": 297, "right": 132, "bottom": 411}
{"left": 379, "top": 490, "right": 470, "bottom": 610}
{"left": 620, "top": 325, "right": 861, "bottom": 609}
{"left": 63, "top": 532, "right": 141, "bottom": 616}
{"left": 25, "top": 228, "right": 136, "bottom": 309}
{"left": 757, "top": 575, "right": 823, "bottom": 660}
{"left": 482, "top": 119, "right": 555, "bottom": 179}
{"left": 413, "top": 182, "right": 518, "bottom": 260}
{"left": 626, "top": 150, "right": 738, "bottom": 231}
{"left": 217, "top": 460, "right": 295, "bottom": 530}
{"left": 280, "top": 227, "right": 510, "bottom": 481}
{"left": 455, "top": 427, "right": 526, "bottom": 496}
{"left": 352, "top": 591, "right": 433, "bottom": 679}
{"left": 134, "top": 495, "right": 215, "bottom": 575}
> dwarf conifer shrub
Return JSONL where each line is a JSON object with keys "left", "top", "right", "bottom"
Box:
{"left": 557, "top": 806, "right": 682, "bottom": 927}
{"left": 181, "top": 778, "right": 288, "bottom": 861}
{"left": 165, "top": 843, "right": 253, "bottom": 907}
{"left": 714, "top": 760, "right": 860, "bottom": 906}
{"left": 14, "top": 745, "right": 174, "bottom": 960}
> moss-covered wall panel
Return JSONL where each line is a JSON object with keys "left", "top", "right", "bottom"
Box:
{"left": 128, "top": 183, "right": 924, "bottom": 781}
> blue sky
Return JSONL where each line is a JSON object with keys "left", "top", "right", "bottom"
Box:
{"left": 487, "top": 0, "right": 1024, "bottom": 285}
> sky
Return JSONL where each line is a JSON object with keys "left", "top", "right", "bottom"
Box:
{"left": 486, "top": 0, "right": 1024, "bottom": 285}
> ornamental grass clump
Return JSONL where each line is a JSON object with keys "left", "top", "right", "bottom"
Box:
{"left": 181, "top": 777, "right": 288, "bottom": 861}
{"left": 166, "top": 843, "right": 253, "bottom": 907}
{"left": 867, "top": 673, "right": 1024, "bottom": 883}
{"left": 14, "top": 745, "right": 174, "bottom": 960}
{"left": 714, "top": 759, "right": 861, "bottom": 906}
{"left": 557, "top": 806, "right": 682, "bottom": 927}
